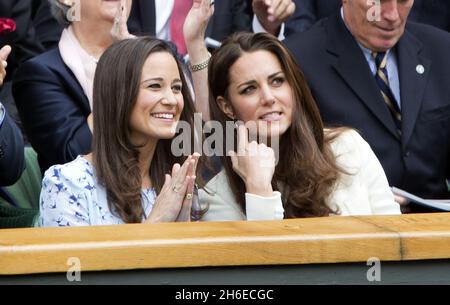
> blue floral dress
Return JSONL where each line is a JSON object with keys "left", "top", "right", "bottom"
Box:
{"left": 39, "top": 156, "right": 156, "bottom": 227}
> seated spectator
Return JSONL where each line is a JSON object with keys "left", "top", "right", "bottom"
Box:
{"left": 283, "top": 0, "right": 450, "bottom": 201}
{"left": 185, "top": 0, "right": 400, "bottom": 220}
{"left": 128, "top": 0, "right": 296, "bottom": 56}
{"left": 285, "top": 0, "right": 450, "bottom": 37}
{"left": 0, "top": 45, "right": 25, "bottom": 187}
{"left": 40, "top": 37, "right": 199, "bottom": 227}
{"left": 13, "top": 0, "right": 133, "bottom": 173}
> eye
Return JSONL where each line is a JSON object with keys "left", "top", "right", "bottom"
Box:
{"left": 271, "top": 77, "right": 285, "bottom": 86}
{"left": 146, "top": 83, "right": 161, "bottom": 89}
{"left": 240, "top": 85, "right": 256, "bottom": 95}
{"left": 172, "top": 84, "right": 182, "bottom": 93}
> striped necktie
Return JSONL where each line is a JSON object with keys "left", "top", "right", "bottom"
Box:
{"left": 372, "top": 51, "right": 402, "bottom": 134}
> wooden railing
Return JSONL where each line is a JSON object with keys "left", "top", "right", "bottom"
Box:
{"left": 1, "top": 213, "right": 450, "bottom": 275}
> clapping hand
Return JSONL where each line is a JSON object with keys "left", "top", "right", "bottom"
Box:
{"left": 146, "top": 153, "right": 200, "bottom": 223}
{"left": 252, "top": 0, "right": 296, "bottom": 36}
{"left": 229, "top": 124, "right": 276, "bottom": 197}
{"left": 0, "top": 45, "right": 11, "bottom": 86}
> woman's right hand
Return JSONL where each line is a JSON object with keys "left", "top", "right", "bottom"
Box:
{"left": 145, "top": 154, "right": 199, "bottom": 223}
{"left": 0, "top": 45, "right": 11, "bottom": 86}
{"left": 229, "top": 124, "right": 276, "bottom": 197}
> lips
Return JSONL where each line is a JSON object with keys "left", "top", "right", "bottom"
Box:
{"left": 259, "top": 111, "right": 282, "bottom": 121}
{"left": 151, "top": 112, "right": 176, "bottom": 120}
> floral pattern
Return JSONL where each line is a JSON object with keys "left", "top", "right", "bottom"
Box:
{"left": 39, "top": 156, "right": 156, "bottom": 227}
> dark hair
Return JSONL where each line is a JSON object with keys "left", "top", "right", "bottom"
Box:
{"left": 208, "top": 32, "right": 346, "bottom": 218}
{"left": 92, "top": 37, "right": 196, "bottom": 223}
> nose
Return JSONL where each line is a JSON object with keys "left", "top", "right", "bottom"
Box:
{"left": 161, "top": 89, "right": 178, "bottom": 106}
{"left": 381, "top": 0, "right": 400, "bottom": 23}
{"left": 260, "top": 84, "right": 276, "bottom": 106}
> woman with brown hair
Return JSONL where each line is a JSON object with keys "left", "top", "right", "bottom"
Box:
{"left": 186, "top": 0, "right": 400, "bottom": 220}
{"left": 39, "top": 37, "right": 199, "bottom": 226}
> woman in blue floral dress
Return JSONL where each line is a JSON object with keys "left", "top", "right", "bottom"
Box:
{"left": 40, "top": 37, "right": 199, "bottom": 226}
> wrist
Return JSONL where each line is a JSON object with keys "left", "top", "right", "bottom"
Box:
{"left": 245, "top": 182, "right": 273, "bottom": 197}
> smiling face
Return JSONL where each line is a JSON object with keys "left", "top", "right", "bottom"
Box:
{"left": 217, "top": 50, "right": 294, "bottom": 139}
{"left": 343, "top": 0, "right": 413, "bottom": 52}
{"left": 129, "top": 51, "right": 184, "bottom": 145}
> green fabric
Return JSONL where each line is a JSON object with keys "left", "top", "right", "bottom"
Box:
{"left": 0, "top": 147, "right": 41, "bottom": 228}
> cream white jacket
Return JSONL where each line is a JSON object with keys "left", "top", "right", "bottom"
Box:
{"left": 199, "top": 129, "right": 400, "bottom": 221}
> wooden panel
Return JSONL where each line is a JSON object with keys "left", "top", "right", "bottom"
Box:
{"left": 1, "top": 213, "right": 450, "bottom": 275}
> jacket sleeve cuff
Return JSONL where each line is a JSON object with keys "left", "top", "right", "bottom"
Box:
{"left": 252, "top": 15, "right": 285, "bottom": 40}
{"left": 245, "top": 191, "right": 284, "bottom": 220}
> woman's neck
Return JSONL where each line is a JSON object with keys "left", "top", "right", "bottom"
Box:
{"left": 71, "top": 21, "right": 114, "bottom": 59}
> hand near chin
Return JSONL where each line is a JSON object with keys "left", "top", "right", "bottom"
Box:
{"left": 110, "top": 0, "right": 135, "bottom": 41}
{"left": 145, "top": 153, "right": 200, "bottom": 223}
{"left": 229, "top": 124, "right": 275, "bottom": 197}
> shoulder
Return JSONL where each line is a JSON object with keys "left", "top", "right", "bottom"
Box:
{"left": 327, "top": 128, "right": 369, "bottom": 156}
{"left": 284, "top": 17, "right": 328, "bottom": 51}
{"left": 326, "top": 128, "right": 376, "bottom": 174}
{"left": 42, "top": 156, "right": 96, "bottom": 191}
{"left": 13, "top": 48, "right": 68, "bottom": 82}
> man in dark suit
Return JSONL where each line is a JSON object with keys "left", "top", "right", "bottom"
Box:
{"left": 0, "top": 45, "right": 24, "bottom": 186}
{"left": 284, "top": 0, "right": 450, "bottom": 199}
{"left": 285, "top": 0, "right": 450, "bottom": 37}
{"left": 128, "top": 0, "right": 296, "bottom": 50}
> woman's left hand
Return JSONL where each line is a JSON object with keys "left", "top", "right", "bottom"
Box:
{"left": 184, "top": 0, "right": 214, "bottom": 47}
{"left": 110, "top": 0, "right": 135, "bottom": 41}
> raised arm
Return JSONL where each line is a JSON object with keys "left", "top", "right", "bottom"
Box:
{"left": 184, "top": 0, "right": 214, "bottom": 121}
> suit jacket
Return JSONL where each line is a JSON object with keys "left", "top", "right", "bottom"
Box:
{"left": 12, "top": 48, "right": 92, "bottom": 174}
{"left": 0, "top": 108, "right": 25, "bottom": 186}
{"left": 199, "top": 130, "right": 400, "bottom": 221}
{"left": 284, "top": 13, "right": 450, "bottom": 198}
{"left": 128, "top": 0, "right": 252, "bottom": 44}
{"left": 0, "top": 0, "right": 47, "bottom": 81}
{"left": 285, "top": 0, "right": 450, "bottom": 37}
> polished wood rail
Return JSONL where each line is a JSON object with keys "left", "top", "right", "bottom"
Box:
{"left": 1, "top": 213, "right": 450, "bottom": 275}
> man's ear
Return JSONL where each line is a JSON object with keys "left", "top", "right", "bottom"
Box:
{"left": 216, "top": 96, "right": 236, "bottom": 120}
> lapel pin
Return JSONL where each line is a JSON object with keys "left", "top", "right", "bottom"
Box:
{"left": 416, "top": 64, "right": 425, "bottom": 75}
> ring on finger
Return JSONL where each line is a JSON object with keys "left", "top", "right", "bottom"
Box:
{"left": 186, "top": 193, "right": 193, "bottom": 200}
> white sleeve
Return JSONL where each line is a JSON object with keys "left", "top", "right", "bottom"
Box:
{"left": 252, "top": 15, "right": 285, "bottom": 40}
{"left": 245, "top": 191, "right": 284, "bottom": 220}
{"left": 355, "top": 132, "right": 401, "bottom": 215}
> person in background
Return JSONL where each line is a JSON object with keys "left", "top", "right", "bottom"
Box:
{"left": 128, "top": 0, "right": 296, "bottom": 56}
{"left": 0, "top": 45, "right": 24, "bottom": 187}
{"left": 285, "top": 0, "right": 450, "bottom": 38}
{"left": 40, "top": 37, "right": 199, "bottom": 227}
{"left": 13, "top": 0, "right": 133, "bottom": 173}
{"left": 283, "top": 0, "right": 450, "bottom": 203}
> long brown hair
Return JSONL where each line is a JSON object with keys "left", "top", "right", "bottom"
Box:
{"left": 92, "top": 37, "right": 196, "bottom": 223}
{"left": 208, "top": 32, "right": 345, "bottom": 218}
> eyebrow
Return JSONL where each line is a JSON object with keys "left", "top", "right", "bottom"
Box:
{"left": 236, "top": 71, "right": 284, "bottom": 88}
{"left": 141, "top": 77, "right": 182, "bottom": 84}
